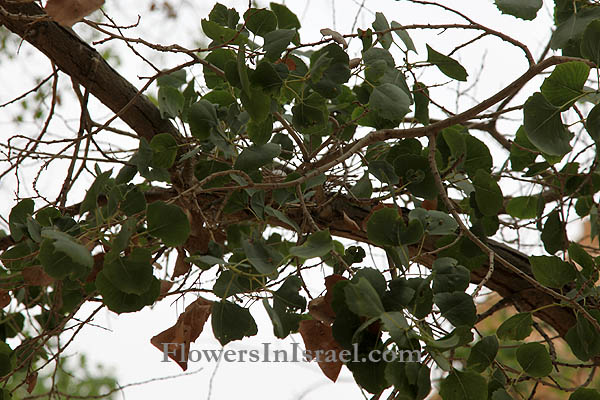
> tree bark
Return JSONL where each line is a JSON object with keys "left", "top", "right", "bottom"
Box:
{"left": 0, "top": 0, "right": 177, "bottom": 142}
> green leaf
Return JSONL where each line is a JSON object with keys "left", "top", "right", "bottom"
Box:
{"left": 9, "top": 199, "right": 34, "bottom": 242}
{"left": 494, "top": 0, "right": 542, "bottom": 20}
{"left": 551, "top": 7, "right": 600, "bottom": 50}
{"left": 38, "top": 237, "right": 91, "bottom": 280}
{"left": 212, "top": 300, "right": 258, "bottom": 345}
{"left": 0, "top": 341, "right": 14, "bottom": 377}
{"left": 570, "top": 388, "right": 600, "bottom": 400}
{"left": 292, "top": 92, "right": 328, "bottom": 133}
{"left": 467, "top": 336, "right": 499, "bottom": 372}
{"left": 157, "top": 86, "right": 183, "bottom": 119}
{"left": 270, "top": 3, "right": 300, "bottom": 29}
{"left": 380, "top": 311, "right": 409, "bottom": 343}
{"left": 409, "top": 209, "right": 459, "bottom": 236}
{"left": 274, "top": 276, "right": 306, "bottom": 311}
{"left": 247, "top": 114, "right": 274, "bottom": 145}
{"left": 102, "top": 248, "right": 154, "bottom": 295}
{"left": 344, "top": 277, "right": 385, "bottom": 318}
{"left": 523, "top": 92, "right": 572, "bottom": 156}
{"left": 289, "top": 229, "right": 333, "bottom": 258}
{"left": 188, "top": 100, "right": 217, "bottom": 140}
{"left": 369, "top": 83, "right": 411, "bottom": 121}
{"left": 194, "top": 160, "right": 231, "bottom": 188}
{"left": 309, "top": 44, "right": 351, "bottom": 98}
{"left": 150, "top": 133, "right": 178, "bottom": 169}
{"left": 506, "top": 196, "right": 537, "bottom": 219}
{"left": 497, "top": 312, "right": 533, "bottom": 340}
{"left": 350, "top": 173, "right": 373, "bottom": 198}
{"left": 391, "top": 21, "right": 416, "bottom": 52}
{"left": 541, "top": 62, "right": 589, "bottom": 109}
{"left": 464, "top": 136, "right": 493, "bottom": 176}
{"left": 208, "top": 3, "right": 239, "bottom": 28}
{"left": 426, "top": 44, "right": 468, "bottom": 82}
{"left": 586, "top": 102, "right": 600, "bottom": 143}
{"left": 412, "top": 82, "right": 429, "bottom": 125}
{"left": 264, "top": 29, "right": 296, "bottom": 61}
{"left": 367, "top": 207, "right": 400, "bottom": 247}
{"left": 439, "top": 370, "right": 487, "bottom": 400}
{"left": 234, "top": 143, "right": 281, "bottom": 171}
{"left": 201, "top": 19, "right": 246, "bottom": 45}
{"left": 529, "top": 255, "right": 575, "bottom": 288}
{"left": 352, "top": 268, "right": 387, "bottom": 296}
{"left": 96, "top": 271, "right": 160, "bottom": 313}
{"left": 146, "top": 201, "right": 190, "bottom": 247}
{"left": 491, "top": 389, "right": 514, "bottom": 400}
{"left": 581, "top": 20, "right": 600, "bottom": 65}
{"left": 432, "top": 257, "right": 470, "bottom": 294}
{"left": 516, "top": 342, "right": 552, "bottom": 378}
{"left": 80, "top": 170, "right": 112, "bottom": 215}
{"left": 157, "top": 69, "right": 186, "bottom": 88}
{"left": 434, "top": 292, "right": 477, "bottom": 327}
{"left": 510, "top": 126, "right": 538, "bottom": 171}
{"left": 565, "top": 311, "right": 600, "bottom": 361}
{"left": 472, "top": 170, "right": 503, "bottom": 217}
{"left": 242, "top": 238, "right": 281, "bottom": 275}
{"left": 541, "top": 210, "right": 568, "bottom": 255}
{"left": 35, "top": 207, "right": 61, "bottom": 227}
{"left": 202, "top": 89, "right": 235, "bottom": 107}
{"left": 568, "top": 242, "right": 596, "bottom": 278}
{"left": 42, "top": 230, "right": 93, "bottom": 269}
{"left": 372, "top": 12, "right": 392, "bottom": 49}
{"left": 243, "top": 8, "right": 277, "bottom": 36}
{"left": 264, "top": 206, "right": 300, "bottom": 233}
{"left": 240, "top": 87, "right": 271, "bottom": 122}
{"left": 394, "top": 154, "right": 438, "bottom": 200}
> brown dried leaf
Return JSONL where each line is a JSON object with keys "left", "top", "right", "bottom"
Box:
{"left": 320, "top": 28, "right": 348, "bottom": 49}
{"left": 158, "top": 280, "right": 174, "bottom": 300}
{"left": 45, "top": 0, "right": 105, "bottom": 27}
{"left": 324, "top": 274, "right": 347, "bottom": 304}
{"left": 308, "top": 274, "right": 347, "bottom": 324}
{"left": 342, "top": 211, "right": 361, "bottom": 232}
{"left": 172, "top": 248, "right": 191, "bottom": 278}
{"left": 0, "top": 291, "right": 10, "bottom": 309}
{"left": 22, "top": 267, "right": 54, "bottom": 287}
{"left": 308, "top": 297, "right": 335, "bottom": 324}
{"left": 150, "top": 297, "right": 212, "bottom": 371}
{"left": 26, "top": 372, "right": 38, "bottom": 394}
{"left": 349, "top": 58, "right": 361, "bottom": 69}
{"left": 298, "top": 320, "right": 343, "bottom": 382}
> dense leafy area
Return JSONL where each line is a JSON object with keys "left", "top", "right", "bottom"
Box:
{"left": 2, "top": 0, "right": 600, "bottom": 398}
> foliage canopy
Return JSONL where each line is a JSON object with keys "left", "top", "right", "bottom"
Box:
{"left": 1, "top": 0, "right": 600, "bottom": 398}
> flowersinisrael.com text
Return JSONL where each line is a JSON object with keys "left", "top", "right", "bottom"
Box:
{"left": 160, "top": 342, "right": 422, "bottom": 364}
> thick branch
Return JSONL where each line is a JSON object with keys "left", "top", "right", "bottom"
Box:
{"left": 0, "top": 0, "right": 177, "bottom": 142}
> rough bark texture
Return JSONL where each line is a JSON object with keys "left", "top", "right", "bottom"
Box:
{"left": 0, "top": 0, "right": 178, "bottom": 142}
{"left": 0, "top": 1, "right": 576, "bottom": 342}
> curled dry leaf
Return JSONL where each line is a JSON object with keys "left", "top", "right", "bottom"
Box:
{"left": 26, "top": 372, "right": 38, "bottom": 394}
{"left": 298, "top": 320, "right": 343, "bottom": 382}
{"left": 308, "top": 297, "right": 336, "bottom": 324}
{"left": 172, "top": 248, "right": 191, "bottom": 278}
{"left": 0, "top": 290, "right": 10, "bottom": 309}
{"left": 22, "top": 266, "right": 54, "bottom": 287}
{"left": 349, "top": 58, "right": 361, "bottom": 69}
{"left": 158, "top": 280, "right": 174, "bottom": 300}
{"left": 342, "top": 211, "right": 361, "bottom": 231}
{"left": 150, "top": 297, "right": 212, "bottom": 371}
{"left": 309, "top": 274, "right": 347, "bottom": 324}
{"left": 320, "top": 28, "right": 348, "bottom": 49}
{"left": 45, "top": 0, "right": 105, "bottom": 27}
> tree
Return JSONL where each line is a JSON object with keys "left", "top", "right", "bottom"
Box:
{"left": 0, "top": 0, "right": 599, "bottom": 398}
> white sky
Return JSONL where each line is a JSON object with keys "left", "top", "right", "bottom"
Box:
{"left": 0, "top": 0, "right": 581, "bottom": 399}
